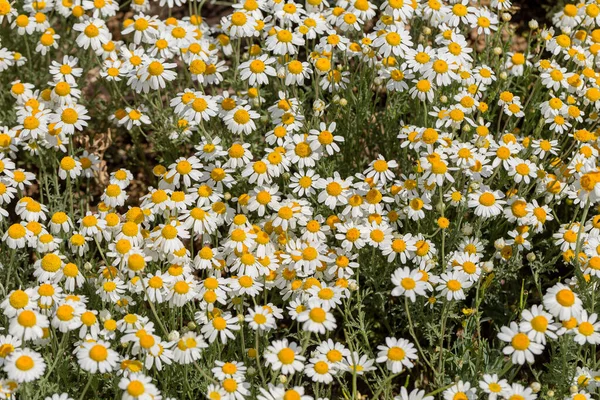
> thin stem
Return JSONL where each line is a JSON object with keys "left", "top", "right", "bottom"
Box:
{"left": 78, "top": 374, "right": 94, "bottom": 400}
{"left": 404, "top": 298, "right": 435, "bottom": 372}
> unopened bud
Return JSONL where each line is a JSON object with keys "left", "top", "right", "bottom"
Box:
{"left": 501, "top": 13, "right": 512, "bottom": 22}
{"left": 422, "top": 26, "right": 431, "bottom": 35}
{"left": 440, "top": 95, "right": 448, "bottom": 104}
{"left": 461, "top": 224, "right": 473, "bottom": 235}
{"left": 570, "top": 386, "right": 578, "bottom": 394}
{"left": 499, "top": 72, "right": 508, "bottom": 80}
{"left": 187, "top": 321, "right": 197, "bottom": 330}
{"left": 435, "top": 202, "right": 445, "bottom": 213}
{"left": 482, "top": 261, "right": 494, "bottom": 273}
{"left": 530, "top": 382, "right": 541, "bottom": 393}
{"left": 527, "top": 253, "right": 536, "bottom": 262}
{"left": 529, "top": 20, "right": 539, "bottom": 30}
{"left": 493, "top": 47, "right": 503, "bottom": 55}
{"left": 99, "top": 310, "right": 111, "bottom": 322}
{"left": 339, "top": 98, "right": 348, "bottom": 106}
{"left": 278, "top": 374, "right": 287, "bottom": 384}
{"left": 168, "top": 330, "right": 180, "bottom": 342}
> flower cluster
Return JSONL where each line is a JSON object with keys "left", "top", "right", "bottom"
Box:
{"left": 0, "top": 0, "right": 600, "bottom": 398}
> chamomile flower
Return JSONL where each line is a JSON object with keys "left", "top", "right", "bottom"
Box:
{"left": 264, "top": 339, "right": 305, "bottom": 375}
{"left": 5, "top": 349, "right": 45, "bottom": 382}
{"left": 497, "top": 322, "right": 544, "bottom": 365}
{"left": 376, "top": 337, "right": 417, "bottom": 373}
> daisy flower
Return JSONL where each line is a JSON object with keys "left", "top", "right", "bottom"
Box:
{"left": 391, "top": 267, "right": 428, "bottom": 302}
{"left": 264, "top": 339, "right": 305, "bottom": 375}
{"left": 265, "top": 27, "right": 305, "bottom": 55}
{"left": 376, "top": 337, "right": 418, "bottom": 373}
{"left": 443, "top": 381, "right": 476, "bottom": 400}
{"left": 519, "top": 304, "right": 558, "bottom": 344}
{"left": 497, "top": 322, "right": 544, "bottom": 364}
{"left": 201, "top": 312, "right": 240, "bottom": 344}
{"left": 479, "top": 374, "right": 509, "bottom": 400}
{"left": 73, "top": 18, "right": 110, "bottom": 51}
{"left": 118, "top": 373, "right": 161, "bottom": 400}
{"left": 47, "top": 59, "right": 81, "bottom": 86}
{"left": 297, "top": 299, "right": 337, "bottom": 334}
{"left": 173, "top": 332, "right": 208, "bottom": 364}
{"left": 543, "top": 283, "right": 583, "bottom": 321}
{"left": 76, "top": 339, "right": 120, "bottom": 373}
{"left": 574, "top": 310, "right": 600, "bottom": 345}
{"left": 9, "top": 309, "right": 48, "bottom": 341}
{"left": 223, "top": 106, "right": 259, "bottom": 135}
{"left": 436, "top": 271, "right": 473, "bottom": 301}
{"left": 468, "top": 186, "right": 506, "bottom": 218}
{"left": 238, "top": 54, "right": 277, "bottom": 86}
{"left": 5, "top": 348, "right": 45, "bottom": 383}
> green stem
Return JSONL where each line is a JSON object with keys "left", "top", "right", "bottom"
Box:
{"left": 78, "top": 374, "right": 94, "bottom": 400}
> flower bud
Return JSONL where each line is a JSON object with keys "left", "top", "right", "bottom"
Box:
{"left": 501, "top": 12, "right": 512, "bottom": 22}
{"left": 526, "top": 253, "right": 536, "bottom": 262}
{"left": 84, "top": 262, "right": 92, "bottom": 271}
{"left": 168, "top": 330, "right": 180, "bottom": 342}
{"left": 499, "top": 72, "right": 508, "bottom": 80}
{"left": 494, "top": 238, "right": 505, "bottom": 249}
{"left": 373, "top": 77, "right": 382, "bottom": 86}
{"left": 435, "top": 202, "right": 445, "bottom": 213}
{"left": 278, "top": 374, "right": 287, "bottom": 384}
{"left": 530, "top": 382, "right": 541, "bottom": 393}
{"left": 570, "top": 386, "right": 578, "bottom": 394}
{"left": 482, "top": 261, "right": 494, "bottom": 273}
{"left": 349, "top": 281, "right": 359, "bottom": 291}
{"left": 461, "top": 224, "right": 473, "bottom": 235}
{"left": 224, "top": 192, "right": 232, "bottom": 201}
{"left": 187, "top": 321, "right": 197, "bottom": 330}
{"left": 529, "top": 19, "right": 539, "bottom": 30}
{"left": 546, "top": 390, "right": 554, "bottom": 397}
{"left": 493, "top": 47, "right": 503, "bottom": 55}
{"left": 422, "top": 26, "right": 431, "bottom": 35}
{"left": 440, "top": 95, "right": 448, "bottom": 103}
{"left": 99, "top": 309, "right": 111, "bottom": 322}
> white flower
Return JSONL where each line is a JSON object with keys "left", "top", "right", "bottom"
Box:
{"left": 375, "top": 337, "right": 418, "bottom": 373}
{"left": 497, "top": 322, "right": 544, "bottom": 365}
